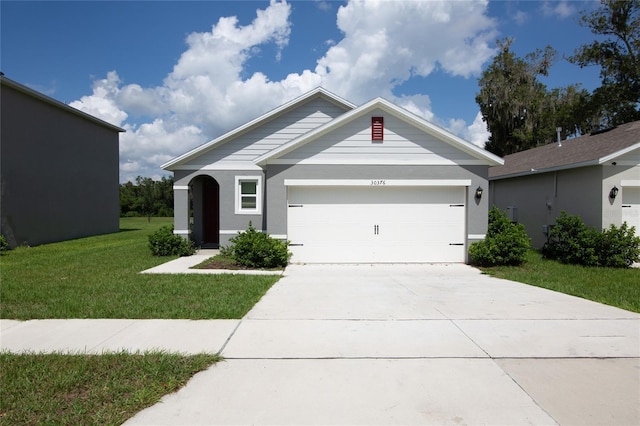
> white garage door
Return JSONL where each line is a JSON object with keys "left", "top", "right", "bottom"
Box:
{"left": 622, "top": 187, "right": 640, "bottom": 231}
{"left": 287, "top": 186, "right": 466, "bottom": 263}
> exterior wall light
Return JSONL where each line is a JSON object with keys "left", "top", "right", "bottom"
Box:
{"left": 475, "top": 186, "right": 483, "bottom": 200}
{"left": 609, "top": 186, "right": 619, "bottom": 199}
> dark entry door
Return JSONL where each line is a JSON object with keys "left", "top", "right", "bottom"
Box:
{"left": 202, "top": 178, "right": 219, "bottom": 246}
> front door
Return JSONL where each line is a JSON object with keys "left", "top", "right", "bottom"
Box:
{"left": 202, "top": 178, "right": 219, "bottom": 247}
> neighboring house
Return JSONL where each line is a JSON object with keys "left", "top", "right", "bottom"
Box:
{"left": 163, "top": 88, "right": 503, "bottom": 263}
{"left": 489, "top": 120, "right": 640, "bottom": 249}
{"left": 0, "top": 75, "right": 123, "bottom": 248}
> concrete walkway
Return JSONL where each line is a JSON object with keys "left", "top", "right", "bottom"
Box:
{"left": 2, "top": 263, "right": 639, "bottom": 425}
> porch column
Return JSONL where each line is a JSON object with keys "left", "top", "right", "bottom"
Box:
{"left": 173, "top": 185, "right": 190, "bottom": 240}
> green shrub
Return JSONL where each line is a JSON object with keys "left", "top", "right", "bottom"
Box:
{"left": 596, "top": 223, "right": 640, "bottom": 268}
{"left": 148, "top": 225, "right": 196, "bottom": 257}
{"left": 543, "top": 212, "right": 640, "bottom": 268}
{"left": 0, "top": 234, "right": 9, "bottom": 253}
{"left": 542, "top": 212, "right": 599, "bottom": 266}
{"left": 222, "top": 222, "right": 290, "bottom": 269}
{"left": 468, "top": 207, "right": 530, "bottom": 266}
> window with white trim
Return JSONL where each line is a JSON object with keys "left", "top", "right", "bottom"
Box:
{"left": 235, "top": 176, "right": 262, "bottom": 214}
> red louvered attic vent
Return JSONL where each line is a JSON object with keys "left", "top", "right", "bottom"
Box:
{"left": 372, "top": 116, "right": 384, "bottom": 141}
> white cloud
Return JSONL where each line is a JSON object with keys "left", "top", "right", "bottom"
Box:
{"left": 316, "top": 0, "right": 497, "bottom": 104}
{"left": 69, "top": 0, "right": 497, "bottom": 182}
{"left": 514, "top": 10, "right": 528, "bottom": 26}
{"left": 70, "top": 71, "right": 128, "bottom": 127}
{"left": 464, "top": 112, "right": 491, "bottom": 148}
{"left": 542, "top": 1, "right": 576, "bottom": 19}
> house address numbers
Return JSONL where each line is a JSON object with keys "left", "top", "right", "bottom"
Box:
{"left": 370, "top": 180, "right": 386, "bottom": 186}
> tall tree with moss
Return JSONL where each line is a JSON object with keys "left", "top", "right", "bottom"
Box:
{"left": 476, "top": 38, "right": 595, "bottom": 157}
{"left": 570, "top": 0, "right": 640, "bottom": 126}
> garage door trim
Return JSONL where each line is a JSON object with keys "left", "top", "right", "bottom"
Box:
{"left": 284, "top": 179, "right": 472, "bottom": 187}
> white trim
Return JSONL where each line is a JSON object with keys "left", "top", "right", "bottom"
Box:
{"left": 598, "top": 142, "right": 640, "bottom": 164}
{"left": 173, "top": 185, "right": 189, "bottom": 190}
{"left": 161, "top": 88, "right": 355, "bottom": 170}
{"left": 255, "top": 97, "right": 504, "bottom": 166}
{"left": 220, "top": 229, "right": 267, "bottom": 235}
{"left": 468, "top": 234, "right": 486, "bottom": 240}
{"left": 173, "top": 230, "right": 189, "bottom": 235}
{"left": 284, "top": 179, "right": 472, "bottom": 187}
{"left": 268, "top": 158, "right": 490, "bottom": 166}
{"left": 235, "top": 176, "right": 263, "bottom": 215}
{"left": 172, "top": 163, "right": 263, "bottom": 171}
{"left": 621, "top": 180, "right": 640, "bottom": 187}
{"left": 270, "top": 234, "right": 287, "bottom": 240}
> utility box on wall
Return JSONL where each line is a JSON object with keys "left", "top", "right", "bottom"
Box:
{"left": 506, "top": 206, "right": 517, "bottom": 223}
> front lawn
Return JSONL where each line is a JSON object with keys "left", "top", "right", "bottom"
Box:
{"left": 479, "top": 250, "right": 640, "bottom": 313}
{"left": 0, "top": 351, "right": 220, "bottom": 426}
{"left": 0, "top": 218, "right": 280, "bottom": 319}
{"left": 0, "top": 218, "right": 275, "bottom": 424}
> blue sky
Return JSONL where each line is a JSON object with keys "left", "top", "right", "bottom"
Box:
{"left": 1, "top": 0, "right": 602, "bottom": 182}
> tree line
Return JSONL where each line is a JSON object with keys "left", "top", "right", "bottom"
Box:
{"left": 120, "top": 176, "right": 174, "bottom": 220}
{"left": 477, "top": 0, "right": 639, "bottom": 156}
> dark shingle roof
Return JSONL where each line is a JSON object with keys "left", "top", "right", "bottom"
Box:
{"left": 489, "top": 120, "right": 640, "bottom": 179}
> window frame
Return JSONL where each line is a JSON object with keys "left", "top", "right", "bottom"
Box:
{"left": 235, "top": 176, "right": 263, "bottom": 215}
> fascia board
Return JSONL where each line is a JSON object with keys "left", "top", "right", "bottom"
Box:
{"left": 489, "top": 159, "right": 600, "bottom": 181}
{"left": 256, "top": 97, "right": 504, "bottom": 166}
{"left": 375, "top": 99, "right": 504, "bottom": 166}
{"left": 161, "top": 87, "right": 355, "bottom": 170}
{"left": 598, "top": 142, "right": 640, "bottom": 164}
{"left": 254, "top": 97, "right": 383, "bottom": 165}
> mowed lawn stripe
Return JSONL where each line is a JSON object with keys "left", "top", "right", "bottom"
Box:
{"left": 0, "top": 218, "right": 280, "bottom": 319}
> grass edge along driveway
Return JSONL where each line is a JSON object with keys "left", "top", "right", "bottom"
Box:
{"left": 479, "top": 250, "right": 640, "bottom": 313}
{"left": 0, "top": 218, "right": 274, "bottom": 425}
{"left": 0, "top": 217, "right": 280, "bottom": 320}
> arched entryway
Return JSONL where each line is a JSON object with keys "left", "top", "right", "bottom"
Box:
{"left": 190, "top": 175, "right": 220, "bottom": 248}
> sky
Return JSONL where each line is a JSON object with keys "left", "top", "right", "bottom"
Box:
{"left": 1, "top": 0, "right": 604, "bottom": 182}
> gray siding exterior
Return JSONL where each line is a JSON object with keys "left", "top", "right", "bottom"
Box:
{"left": 0, "top": 77, "right": 122, "bottom": 248}
{"left": 179, "top": 97, "right": 348, "bottom": 168}
{"left": 491, "top": 164, "right": 640, "bottom": 249}
{"left": 165, "top": 89, "right": 502, "bottom": 258}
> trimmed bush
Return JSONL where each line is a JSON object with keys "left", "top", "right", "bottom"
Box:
{"left": 543, "top": 212, "right": 640, "bottom": 268}
{"left": 542, "top": 212, "right": 599, "bottom": 266}
{"left": 0, "top": 234, "right": 9, "bottom": 253}
{"left": 148, "top": 225, "right": 196, "bottom": 257}
{"left": 598, "top": 222, "right": 640, "bottom": 268}
{"left": 468, "top": 207, "right": 530, "bottom": 266}
{"left": 222, "top": 223, "right": 290, "bottom": 269}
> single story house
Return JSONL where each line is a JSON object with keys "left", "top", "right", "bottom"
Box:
{"left": 163, "top": 88, "right": 503, "bottom": 263}
{"left": 0, "top": 75, "right": 123, "bottom": 248}
{"left": 489, "top": 120, "right": 640, "bottom": 249}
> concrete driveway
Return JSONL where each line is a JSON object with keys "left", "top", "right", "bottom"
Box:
{"left": 126, "top": 264, "right": 640, "bottom": 426}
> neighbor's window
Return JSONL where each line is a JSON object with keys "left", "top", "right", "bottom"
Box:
{"left": 372, "top": 116, "right": 384, "bottom": 141}
{"left": 235, "top": 176, "right": 262, "bottom": 214}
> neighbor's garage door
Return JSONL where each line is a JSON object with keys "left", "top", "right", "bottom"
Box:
{"left": 287, "top": 186, "right": 466, "bottom": 263}
{"left": 622, "top": 187, "right": 640, "bottom": 231}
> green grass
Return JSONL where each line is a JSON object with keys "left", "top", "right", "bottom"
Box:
{"left": 0, "top": 218, "right": 280, "bottom": 319}
{"left": 0, "top": 351, "right": 220, "bottom": 426}
{"left": 479, "top": 250, "right": 640, "bottom": 313}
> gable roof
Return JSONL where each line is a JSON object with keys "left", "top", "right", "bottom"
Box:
{"left": 0, "top": 74, "right": 124, "bottom": 133}
{"left": 162, "top": 87, "right": 355, "bottom": 170}
{"left": 255, "top": 97, "right": 504, "bottom": 166}
{"left": 489, "top": 120, "right": 640, "bottom": 179}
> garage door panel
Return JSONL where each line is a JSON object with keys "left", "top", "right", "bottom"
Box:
{"left": 622, "top": 188, "right": 640, "bottom": 230}
{"left": 287, "top": 186, "right": 466, "bottom": 263}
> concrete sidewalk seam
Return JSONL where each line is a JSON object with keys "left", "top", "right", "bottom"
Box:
{"left": 87, "top": 321, "right": 139, "bottom": 353}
